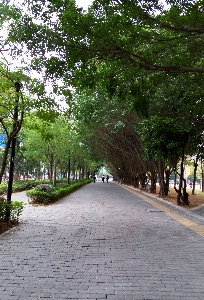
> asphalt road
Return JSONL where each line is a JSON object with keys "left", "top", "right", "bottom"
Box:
{"left": 1, "top": 181, "right": 204, "bottom": 299}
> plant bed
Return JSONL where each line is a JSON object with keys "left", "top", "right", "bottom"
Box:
{"left": 160, "top": 186, "right": 204, "bottom": 209}
{"left": 0, "top": 221, "right": 18, "bottom": 235}
{"left": 0, "top": 200, "right": 24, "bottom": 235}
{"left": 26, "top": 179, "right": 92, "bottom": 205}
{"left": 0, "top": 179, "right": 52, "bottom": 196}
{"left": 125, "top": 184, "right": 204, "bottom": 209}
{"left": 0, "top": 180, "right": 91, "bottom": 235}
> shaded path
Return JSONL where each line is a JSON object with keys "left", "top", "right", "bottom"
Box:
{"left": 0, "top": 181, "right": 204, "bottom": 299}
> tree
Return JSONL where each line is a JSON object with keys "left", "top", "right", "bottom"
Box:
{"left": 0, "top": 63, "right": 26, "bottom": 184}
{"left": 5, "top": 0, "right": 204, "bottom": 80}
{"left": 71, "top": 87, "right": 152, "bottom": 187}
{"left": 22, "top": 114, "right": 68, "bottom": 181}
{"left": 140, "top": 73, "right": 204, "bottom": 203}
{"left": 21, "top": 112, "right": 99, "bottom": 183}
{"left": 2, "top": 0, "right": 204, "bottom": 204}
{"left": 0, "top": 60, "right": 62, "bottom": 183}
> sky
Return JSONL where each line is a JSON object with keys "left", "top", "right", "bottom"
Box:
{"left": 1, "top": 0, "right": 93, "bottom": 68}
{"left": 76, "top": 0, "right": 93, "bottom": 10}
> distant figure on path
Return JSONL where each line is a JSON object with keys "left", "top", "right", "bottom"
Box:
{"left": 93, "top": 175, "right": 96, "bottom": 183}
{"left": 106, "top": 175, "right": 109, "bottom": 183}
{"left": 102, "top": 175, "right": 105, "bottom": 183}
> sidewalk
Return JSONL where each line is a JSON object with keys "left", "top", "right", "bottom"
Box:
{"left": 1, "top": 181, "right": 204, "bottom": 299}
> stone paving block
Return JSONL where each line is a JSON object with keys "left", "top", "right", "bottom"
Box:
{"left": 1, "top": 183, "right": 204, "bottom": 299}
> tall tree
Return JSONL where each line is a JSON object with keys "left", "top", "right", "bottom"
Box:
{"left": 2, "top": 0, "right": 204, "bottom": 203}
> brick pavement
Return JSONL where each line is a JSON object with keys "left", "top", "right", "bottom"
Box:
{"left": 0, "top": 181, "right": 204, "bottom": 299}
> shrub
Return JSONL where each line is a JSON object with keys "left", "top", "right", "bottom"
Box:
{"left": 34, "top": 184, "right": 53, "bottom": 193}
{"left": 12, "top": 180, "right": 39, "bottom": 192}
{"left": 0, "top": 178, "right": 76, "bottom": 195}
{"left": 0, "top": 195, "right": 6, "bottom": 203}
{"left": 0, "top": 183, "right": 8, "bottom": 195}
{"left": 26, "top": 179, "right": 92, "bottom": 204}
{"left": 0, "top": 179, "right": 51, "bottom": 196}
{"left": 0, "top": 201, "right": 24, "bottom": 222}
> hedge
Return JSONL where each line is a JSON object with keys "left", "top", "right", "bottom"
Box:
{"left": 0, "top": 201, "right": 24, "bottom": 222}
{"left": 26, "top": 179, "right": 92, "bottom": 204}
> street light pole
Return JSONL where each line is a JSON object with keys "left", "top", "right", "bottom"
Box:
{"left": 6, "top": 82, "right": 21, "bottom": 221}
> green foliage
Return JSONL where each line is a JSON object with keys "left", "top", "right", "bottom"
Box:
{"left": 12, "top": 179, "right": 47, "bottom": 192}
{"left": 0, "top": 183, "right": 8, "bottom": 195}
{"left": 26, "top": 179, "right": 92, "bottom": 204}
{"left": 2, "top": 0, "right": 204, "bottom": 195}
{"left": 140, "top": 116, "right": 186, "bottom": 161}
{"left": 0, "top": 201, "right": 24, "bottom": 222}
{"left": 0, "top": 179, "right": 50, "bottom": 195}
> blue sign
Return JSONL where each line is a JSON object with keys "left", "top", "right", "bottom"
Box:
{"left": 0, "top": 134, "right": 6, "bottom": 148}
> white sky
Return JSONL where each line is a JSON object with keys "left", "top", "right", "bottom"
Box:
{"left": 75, "top": 0, "right": 93, "bottom": 10}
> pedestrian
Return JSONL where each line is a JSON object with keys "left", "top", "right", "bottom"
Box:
{"left": 106, "top": 175, "right": 109, "bottom": 183}
{"left": 102, "top": 175, "right": 105, "bottom": 183}
{"left": 93, "top": 175, "right": 96, "bottom": 183}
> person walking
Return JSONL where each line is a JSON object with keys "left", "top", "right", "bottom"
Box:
{"left": 102, "top": 175, "right": 105, "bottom": 183}
{"left": 106, "top": 175, "right": 109, "bottom": 183}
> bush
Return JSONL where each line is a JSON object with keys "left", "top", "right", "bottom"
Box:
{"left": 12, "top": 180, "right": 40, "bottom": 192}
{"left": 0, "top": 182, "right": 8, "bottom": 195}
{"left": 26, "top": 184, "right": 54, "bottom": 204}
{"left": 0, "top": 201, "right": 24, "bottom": 222}
{"left": 34, "top": 184, "right": 53, "bottom": 193}
{"left": 26, "top": 179, "right": 92, "bottom": 204}
{"left": 0, "top": 179, "right": 50, "bottom": 196}
{"left": 0, "top": 178, "right": 77, "bottom": 195}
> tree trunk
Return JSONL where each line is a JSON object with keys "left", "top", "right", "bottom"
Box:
{"left": 176, "top": 149, "right": 189, "bottom": 206}
{"left": 181, "top": 177, "right": 189, "bottom": 205}
{"left": 0, "top": 121, "right": 23, "bottom": 184}
{"left": 0, "top": 139, "right": 12, "bottom": 184}
{"left": 53, "top": 164, "right": 56, "bottom": 186}
{"left": 202, "top": 160, "right": 204, "bottom": 193}
{"left": 150, "top": 169, "right": 157, "bottom": 193}
{"left": 133, "top": 176, "right": 139, "bottom": 188}
{"left": 192, "top": 157, "right": 198, "bottom": 195}
{"left": 177, "top": 153, "right": 184, "bottom": 205}
{"left": 174, "top": 171, "right": 177, "bottom": 186}
{"left": 158, "top": 160, "right": 165, "bottom": 196}
{"left": 164, "top": 169, "right": 170, "bottom": 196}
{"left": 177, "top": 181, "right": 182, "bottom": 205}
{"left": 139, "top": 172, "right": 147, "bottom": 190}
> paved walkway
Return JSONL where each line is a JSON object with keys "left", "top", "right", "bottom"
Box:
{"left": 1, "top": 181, "right": 204, "bottom": 299}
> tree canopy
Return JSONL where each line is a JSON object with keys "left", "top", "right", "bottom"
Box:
{"left": 0, "top": 0, "right": 204, "bottom": 202}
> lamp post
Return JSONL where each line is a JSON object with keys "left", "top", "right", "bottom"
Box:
{"left": 6, "top": 82, "right": 21, "bottom": 221}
